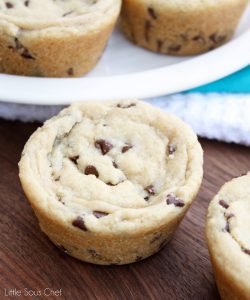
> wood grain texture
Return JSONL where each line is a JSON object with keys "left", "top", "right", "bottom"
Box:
{"left": 1, "top": 119, "right": 250, "bottom": 300}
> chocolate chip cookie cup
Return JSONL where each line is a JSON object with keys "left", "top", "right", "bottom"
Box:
{"left": 206, "top": 174, "right": 250, "bottom": 300}
{"left": 19, "top": 100, "right": 203, "bottom": 265}
{"left": 0, "top": 0, "right": 121, "bottom": 77}
{"left": 121, "top": 0, "right": 249, "bottom": 55}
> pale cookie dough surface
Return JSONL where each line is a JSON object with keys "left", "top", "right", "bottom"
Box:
{"left": 19, "top": 100, "right": 203, "bottom": 235}
{"left": 0, "top": 0, "right": 118, "bottom": 30}
{"left": 206, "top": 174, "right": 250, "bottom": 299}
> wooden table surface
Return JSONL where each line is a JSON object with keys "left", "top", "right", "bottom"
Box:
{"left": 1, "top": 119, "right": 250, "bottom": 300}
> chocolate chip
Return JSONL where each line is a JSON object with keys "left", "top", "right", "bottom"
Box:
{"left": 70, "top": 155, "right": 79, "bottom": 164}
{"left": 144, "top": 185, "right": 155, "bottom": 201}
{"left": 113, "top": 161, "right": 118, "bottom": 168}
{"left": 67, "top": 68, "right": 74, "bottom": 76}
{"left": 72, "top": 216, "right": 88, "bottom": 231}
{"left": 122, "top": 144, "right": 133, "bottom": 153}
{"left": 166, "top": 194, "right": 185, "bottom": 207}
{"left": 5, "top": 2, "right": 13, "bottom": 8}
{"left": 93, "top": 211, "right": 109, "bottom": 218}
{"left": 58, "top": 197, "right": 65, "bottom": 205}
{"left": 148, "top": 7, "right": 157, "bottom": 19}
{"left": 11, "top": 38, "right": 35, "bottom": 60}
{"left": 21, "top": 49, "right": 35, "bottom": 60}
{"left": 168, "top": 144, "right": 176, "bottom": 155}
{"left": 144, "top": 20, "right": 152, "bottom": 42}
{"left": 145, "top": 185, "right": 155, "bottom": 195}
{"left": 117, "top": 103, "right": 136, "bottom": 109}
{"left": 168, "top": 45, "right": 182, "bottom": 52}
{"left": 135, "top": 256, "right": 143, "bottom": 262}
{"left": 193, "top": 35, "right": 205, "bottom": 44}
{"left": 95, "top": 139, "right": 113, "bottom": 155}
{"left": 243, "top": 249, "right": 250, "bottom": 255}
{"left": 24, "top": 0, "right": 29, "bottom": 7}
{"left": 225, "top": 221, "right": 230, "bottom": 233}
{"left": 85, "top": 165, "right": 99, "bottom": 177}
{"left": 219, "top": 200, "right": 229, "bottom": 209}
{"left": 225, "top": 213, "right": 234, "bottom": 233}
{"left": 106, "top": 182, "right": 116, "bottom": 186}
{"left": 193, "top": 35, "right": 201, "bottom": 41}
{"left": 157, "top": 39, "right": 163, "bottom": 52}
{"left": 209, "top": 33, "right": 226, "bottom": 44}
{"left": 52, "top": 172, "right": 60, "bottom": 181}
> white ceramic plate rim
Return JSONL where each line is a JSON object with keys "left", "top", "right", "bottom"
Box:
{"left": 0, "top": 29, "right": 250, "bottom": 105}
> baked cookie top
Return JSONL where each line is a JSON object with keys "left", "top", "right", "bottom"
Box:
{"left": 207, "top": 174, "right": 250, "bottom": 286}
{"left": 19, "top": 100, "right": 203, "bottom": 234}
{"left": 0, "top": 0, "right": 120, "bottom": 31}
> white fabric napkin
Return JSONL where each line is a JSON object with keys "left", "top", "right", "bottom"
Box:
{"left": 1, "top": 93, "right": 250, "bottom": 146}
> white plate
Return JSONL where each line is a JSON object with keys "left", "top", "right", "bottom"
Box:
{"left": 0, "top": 5, "right": 250, "bottom": 105}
